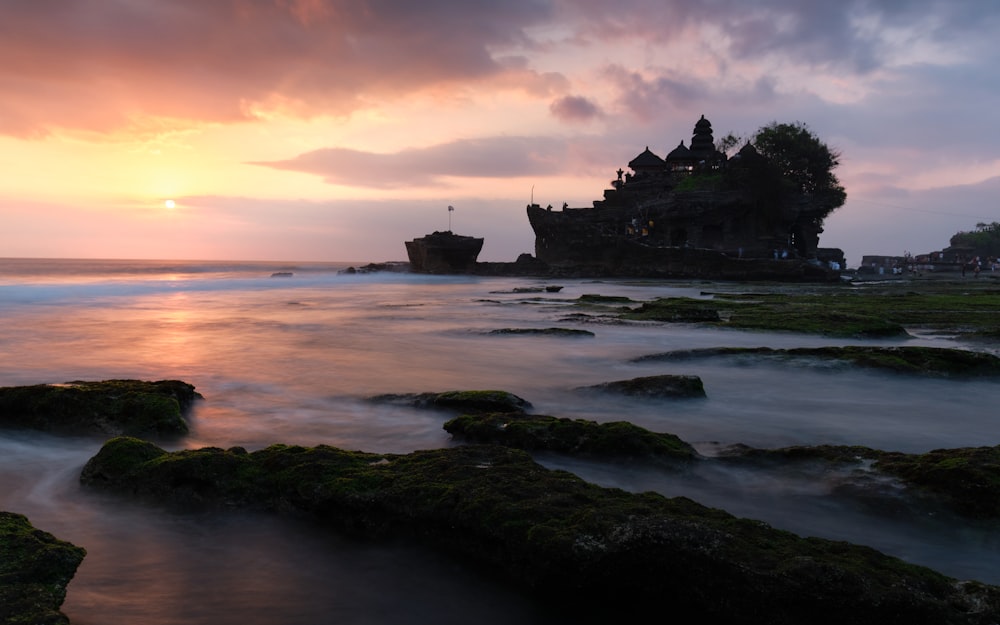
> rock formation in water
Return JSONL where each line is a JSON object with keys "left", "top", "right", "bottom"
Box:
{"left": 80, "top": 437, "right": 1000, "bottom": 624}
{"left": 0, "top": 511, "right": 86, "bottom": 625}
{"left": 404, "top": 230, "right": 484, "bottom": 273}
{"left": 0, "top": 379, "right": 201, "bottom": 437}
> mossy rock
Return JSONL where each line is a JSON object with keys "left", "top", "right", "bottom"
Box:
{"left": 711, "top": 284, "right": 1000, "bottom": 338}
{"left": 0, "top": 511, "right": 86, "bottom": 625}
{"left": 365, "top": 389, "right": 532, "bottom": 413}
{"left": 578, "top": 374, "right": 706, "bottom": 398}
{"left": 715, "top": 443, "right": 882, "bottom": 465}
{"left": 726, "top": 308, "right": 907, "bottom": 338}
{"left": 718, "top": 443, "right": 1000, "bottom": 520}
{"left": 625, "top": 298, "right": 723, "bottom": 322}
{"left": 0, "top": 379, "right": 201, "bottom": 437}
{"left": 443, "top": 412, "right": 698, "bottom": 463}
{"left": 635, "top": 346, "right": 1000, "bottom": 378}
{"left": 79, "top": 438, "right": 1000, "bottom": 623}
{"left": 875, "top": 446, "right": 1000, "bottom": 519}
{"left": 576, "top": 294, "right": 634, "bottom": 304}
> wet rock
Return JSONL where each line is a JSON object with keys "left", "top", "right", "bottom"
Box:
{"left": 0, "top": 511, "right": 86, "bottom": 625}
{"left": 875, "top": 446, "right": 1000, "bottom": 519}
{"left": 443, "top": 412, "right": 697, "bottom": 463}
{"left": 0, "top": 379, "right": 201, "bottom": 437}
{"left": 635, "top": 346, "right": 1000, "bottom": 377}
{"left": 578, "top": 374, "right": 706, "bottom": 398}
{"left": 80, "top": 437, "right": 1000, "bottom": 624}
{"left": 365, "top": 389, "right": 532, "bottom": 414}
{"left": 487, "top": 327, "right": 595, "bottom": 337}
{"left": 717, "top": 443, "right": 1000, "bottom": 520}
{"left": 626, "top": 298, "right": 722, "bottom": 322}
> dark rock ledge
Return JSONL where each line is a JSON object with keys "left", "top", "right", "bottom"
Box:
{"left": 487, "top": 327, "right": 596, "bottom": 337}
{"left": 577, "top": 373, "right": 707, "bottom": 398}
{"left": 0, "top": 511, "right": 86, "bottom": 625}
{"left": 444, "top": 412, "right": 699, "bottom": 464}
{"left": 365, "top": 389, "right": 532, "bottom": 414}
{"left": 79, "top": 437, "right": 1000, "bottom": 624}
{"left": 633, "top": 346, "right": 1000, "bottom": 378}
{"left": 719, "top": 443, "right": 1000, "bottom": 520}
{"left": 0, "top": 379, "right": 202, "bottom": 437}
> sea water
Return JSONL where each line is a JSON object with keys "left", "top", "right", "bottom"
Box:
{"left": 1, "top": 258, "right": 998, "bottom": 624}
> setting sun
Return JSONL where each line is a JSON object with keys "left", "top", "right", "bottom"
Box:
{"left": 164, "top": 199, "right": 176, "bottom": 209}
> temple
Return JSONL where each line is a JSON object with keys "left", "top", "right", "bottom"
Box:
{"left": 527, "top": 115, "right": 844, "bottom": 278}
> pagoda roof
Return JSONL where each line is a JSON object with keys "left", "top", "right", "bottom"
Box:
{"left": 628, "top": 146, "right": 664, "bottom": 169}
{"left": 665, "top": 141, "right": 694, "bottom": 161}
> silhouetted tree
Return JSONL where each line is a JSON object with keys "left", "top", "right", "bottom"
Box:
{"left": 950, "top": 221, "right": 1000, "bottom": 256}
{"left": 752, "top": 121, "right": 846, "bottom": 217}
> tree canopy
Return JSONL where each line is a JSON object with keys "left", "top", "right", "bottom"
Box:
{"left": 752, "top": 121, "right": 846, "bottom": 210}
{"left": 949, "top": 222, "right": 1000, "bottom": 257}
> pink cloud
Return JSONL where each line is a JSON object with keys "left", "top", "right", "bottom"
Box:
{"left": 252, "top": 135, "right": 569, "bottom": 188}
{"left": 549, "top": 95, "right": 603, "bottom": 123}
{"left": 0, "top": 0, "right": 558, "bottom": 136}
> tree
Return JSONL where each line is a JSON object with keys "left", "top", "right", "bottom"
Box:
{"left": 716, "top": 132, "right": 747, "bottom": 158}
{"left": 950, "top": 222, "right": 1000, "bottom": 257}
{"left": 752, "top": 121, "right": 846, "bottom": 215}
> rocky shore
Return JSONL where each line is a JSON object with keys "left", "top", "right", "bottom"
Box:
{"left": 2, "top": 278, "right": 999, "bottom": 624}
{"left": 78, "top": 436, "right": 1000, "bottom": 624}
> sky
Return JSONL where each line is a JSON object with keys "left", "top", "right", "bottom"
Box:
{"left": 1, "top": 0, "right": 997, "bottom": 267}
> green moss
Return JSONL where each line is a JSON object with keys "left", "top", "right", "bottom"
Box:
{"left": 78, "top": 439, "right": 1000, "bottom": 621}
{"left": 638, "top": 346, "right": 1000, "bottom": 378}
{"left": 875, "top": 446, "right": 1000, "bottom": 518}
{"left": 443, "top": 412, "right": 698, "bottom": 463}
{"left": 613, "top": 281, "right": 1000, "bottom": 339}
{"left": 719, "top": 442, "right": 1000, "bottom": 520}
{"left": 624, "top": 297, "right": 722, "bottom": 322}
{"left": 0, "top": 379, "right": 200, "bottom": 437}
{"left": 431, "top": 390, "right": 532, "bottom": 413}
{"left": 674, "top": 173, "right": 724, "bottom": 192}
{"left": 0, "top": 511, "right": 86, "bottom": 625}
{"left": 80, "top": 436, "right": 167, "bottom": 482}
{"left": 576, "top": 294, "right": 634, "bottom": 304}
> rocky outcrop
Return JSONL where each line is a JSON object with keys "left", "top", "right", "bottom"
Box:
{"left": 365, "top": 389, "right": 532, "bottom": 414}
{"left": 405, "top": 231, "right": 483, "bottom": 273}
{"left": 577, "top": 374, "right": 707, "bottom": 398}
{"left": 0, "top": 379, "right": 201, "bottom": 437}
{"left": 487, "top": 327, "right": 595, "bottom": 337}
{"left": 633, "top": 346, "right": 1000, "bottom": 377}
{"left": 79, "top": 437, "right": 1000, "bottom": 624}
{"left": 0, "top": 511, "right": 86, "bottom": 625}
{"left": 444, "top": 412, "right": 698, "bottom": 463}
{"left": 718, "top": 443, "right": 1000, "bottom": 520}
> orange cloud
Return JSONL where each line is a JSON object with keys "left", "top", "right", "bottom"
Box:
{"left": 0, "top": 0, "right": 559, "bottom": 137}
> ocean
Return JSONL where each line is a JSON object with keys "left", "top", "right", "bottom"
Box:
{"left": 1, "top": 258, "right": 998, "bottom": 624}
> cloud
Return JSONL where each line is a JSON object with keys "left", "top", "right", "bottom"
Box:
{"left": 0, "top": 0, "right": 557, "bottom": 136}
{"left": 549, "top": 95, "right": 603, "bottom": 123}
{"left": 253, "top": 135, "right": 571, "bottom": 188}
{"left": 3, "top": 0, "right": 996, "bottom": 141}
